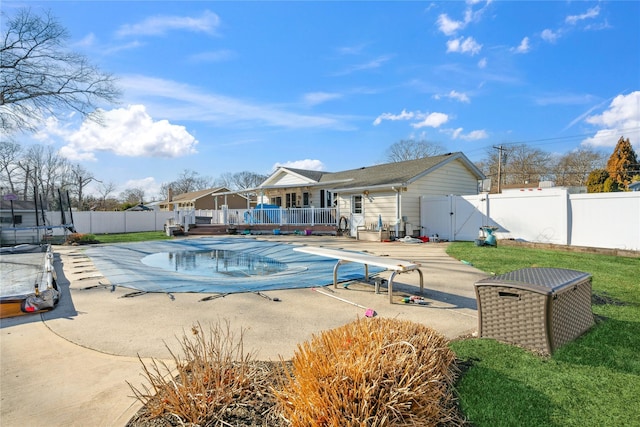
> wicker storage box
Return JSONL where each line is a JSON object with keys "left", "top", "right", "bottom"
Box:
{"left": 475, "top": 267, "right": 594, "bottom": 355}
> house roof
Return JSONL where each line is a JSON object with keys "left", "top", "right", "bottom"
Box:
{"left": 260, "top": 152, "right": 485, "bottom": 192}
{"left": 161, "top": 187, "right": 240, "bottom": 204}
{"left": 126, "top": 204, "right": 152, "bottom": 211}
{"left": 0, "top": 199, "right": 38, "bottom": 211}
{"left": 323, "top": 152, "right": 483, "bottom": 190}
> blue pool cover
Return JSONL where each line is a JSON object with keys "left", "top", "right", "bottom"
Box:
{"left": 84, "top": 237, "right": 384, "bottom": 294}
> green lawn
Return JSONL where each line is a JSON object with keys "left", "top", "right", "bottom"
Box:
{"left": 446, "top": 242, "right": 640, "bottom": 427}
{"left": 93, "top": 231, "right": 172, "bottom": 244}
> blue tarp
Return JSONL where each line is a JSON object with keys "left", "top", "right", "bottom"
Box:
{"left": 84, "top": 237, "right": 384, "bottom": 294}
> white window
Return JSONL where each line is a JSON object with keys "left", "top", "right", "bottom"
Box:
{"left": 352, "top": 195, "right": 363, "bottom": 214}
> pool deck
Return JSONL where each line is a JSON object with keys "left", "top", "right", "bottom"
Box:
{"left": 0, "top": 235, "right": 489, "bottom": 427}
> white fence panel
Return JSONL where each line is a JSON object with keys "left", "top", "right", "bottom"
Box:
{"left": 569, "top": 192, "right": 639, "bottom": 251}
{"left": 420, "top": 196, "right": 453, "bottom": 240}
{"left": 453, "top": 195, "right": 488, "bottom": 241}
{"left": 489, "top": 189, "right": 569, "bottom": 245}
{"left": 72, "top": 211, "right": 174, "bottom": 234}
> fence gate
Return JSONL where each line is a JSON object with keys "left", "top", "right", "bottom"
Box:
{"left": 420, "top": 195, "right": 487, "bottom": 242}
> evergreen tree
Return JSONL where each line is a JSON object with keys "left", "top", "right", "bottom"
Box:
{"left": 606, "top": 137, "right": 639, "bottom": 189}
{"left": 586, "top": 169, "right": 609, "bottom": 193}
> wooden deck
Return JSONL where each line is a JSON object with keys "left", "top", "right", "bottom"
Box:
{"left": 187, "top": 224, "right": 338, "bottom": 236}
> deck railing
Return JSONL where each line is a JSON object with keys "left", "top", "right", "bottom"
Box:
{"left": 188, "top": 207, "right": 338, "bottom": 227}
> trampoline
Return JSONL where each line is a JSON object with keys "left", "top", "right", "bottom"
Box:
{"left": 84, "top": 237, "right": 384, "bottom": 294}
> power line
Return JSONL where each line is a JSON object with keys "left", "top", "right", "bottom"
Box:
{"left": 465, "top": 127, "right": 640, "bottom": 158}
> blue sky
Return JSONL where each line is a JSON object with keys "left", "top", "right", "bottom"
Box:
{"left": 7, "top": 1, "right": 640, "bottom": 199}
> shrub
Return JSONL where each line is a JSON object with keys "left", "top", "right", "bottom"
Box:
{"left": 274, "top": 317, "right": 463, "bottom": 426}
{"left": 128, "top": 321, "right": 263, "bottom": 425}
{"left": 65, "top": 233, "right": 98, "bottom": 244}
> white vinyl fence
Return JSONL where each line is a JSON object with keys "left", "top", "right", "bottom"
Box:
{"left": 72, "top": 210, "right": 175, "bottom": 234}
{"left": 421, "top": 189, "right": 640, "bottom": 251}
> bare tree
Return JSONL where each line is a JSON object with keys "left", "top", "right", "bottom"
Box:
{"left": 217, "top": 171, "right": 267, "bottom": 191}
{"left": 120, "top": 188, "right": 145, "bottom": 206}
{"left": 161, "top": 169, "right": 213, "bottom": 197}
{"left": 1, "top": 8, "right": 120, "bottom": 134}
{"left": 95, "top": 181, "right": 119, "bottom": 211}
{"left": 0, "top": 140, "right": 23, "bottom": 194}
{"left": 19, "top": 144, "right": 68, "bottom": 203}
{"left": 551, "top": 148, "right": 606, "bottom": 187}
{"left": 385, "top": 139, "right": 446, "bottom": 162}
{"left": 478, "top": 144, "right": 552, "bottom": 192}
{"left": 503, "top": 144, "right": 552, "bottom": 185}
{"left": 67, "top": 163, "right": 97, "bottom": 210}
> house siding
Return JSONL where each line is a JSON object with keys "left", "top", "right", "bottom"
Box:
{"left": 270, "top": 174, "right": 314, "bottom": 186}
{"left": 362, "top": 193, "right": 396, "bottom": 228}
{"left": 404, "top": 159, "right": 479, "bottom": 232}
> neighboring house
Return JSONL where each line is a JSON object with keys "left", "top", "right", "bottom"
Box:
{"left": 125, "top": 204, "right": 153, "bottom": 211}
{"left": 158, "top": 187, "right": 250, "bottom": 211}
{"left": 630, "top": 181, "right": 640, "bottom": 192}
{"left": 257, "top": 152, "right": 485, "bottom": 237}
{"left": 1, "top": 199, "right": 49, "bottom": 245}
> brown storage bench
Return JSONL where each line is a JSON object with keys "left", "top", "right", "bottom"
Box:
{"left": 474, "top": 267, "right": 595, "bottom": 355}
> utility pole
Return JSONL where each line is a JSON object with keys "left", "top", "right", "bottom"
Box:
{"left": 493, "top": 145, "right": 504, "bottom": 193}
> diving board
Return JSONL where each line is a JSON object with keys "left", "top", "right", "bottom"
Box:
{"left": 293, "top": 246, "right": 424, "bottom": 304}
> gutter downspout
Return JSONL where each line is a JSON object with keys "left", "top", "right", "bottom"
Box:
{"left": 392, "top": 186, "right": 401, "bottom": 238}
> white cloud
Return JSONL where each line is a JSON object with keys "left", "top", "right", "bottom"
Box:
{"left": 374, "top": 110, "right": 449, "bottom": 129}
{"left": 188, "top": 49, "right": 236, "bottom": 63}
{"left": 120, "top": 75, "right": 347, "bottom": 130}
{"left": 513, "top": 37, "right": 530, "bottom": 53}
{"left": 435, "top": 90, "right": 470, "bottom": 103}
{"left": 334, "top": 54, "right": 394, "bottom": 76}
{"left": 446, "top": 36, "right": 482, "bottom": 55}
{"left": 582, "top": 91, "right": 640, "bottom": 148}
{"left": 437, "top": 14, "right": 464, "bottom": 36}
{"left": 104, "top": 41, "right": 145, "bottom": 55}
{"left": 116, "top": 10, "right": 220, "bottom": 37}
{"left": 411, "top": 112, "right": 449, "bottom": 129}
{"left": 75, "top": 33, "right": 96, "bottom": 48}
{"left": 337, "top": 43, "right": 368, "bottom": 55}
{"left": 566, "top": 6, "right": 600, "bottom": 25}
{"left": 273, "top": 159, "right": 326, "bottom": 171}
{"left": 436, "top": 1, "right": 491, "bottom": 35}
{"left": 373, "top": 109, "right": 414, "bottom": 126}
{"left": 462, "top": 129, "right": 488, "bottom": 140}
{"left": 58, "top": 105, "right": 198, "bottom": 160}
{"left": 478, "top": 57, "right": 487, "bottom": 68}
{"left": 448, "top": 128, "right": 488, "bottom": 140}
{"left": 540, "top": 29, "right": 559, "bottom": 43}
{"left": 448, "top": 90, "right": 471, "bottom": 103}
{"left": 122, "top": 177, "right": 163, "bottom": 200}
{"left": 303, "top": 92, "right": 343, "bottom": 106}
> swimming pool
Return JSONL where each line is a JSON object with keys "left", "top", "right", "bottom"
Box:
{"left": 141, "top": 249, "right": 290, "bottom": 278}
{"left": 84, "top": 237, "right": 383, "bottom": 294}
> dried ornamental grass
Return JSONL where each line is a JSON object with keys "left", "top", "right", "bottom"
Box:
{"left": 274, "top": 318, "right": 462, "bottom": 427}
{"left": 275, "top": 318, "right": 461, "bottom": 427}
{"left": 128, "top": 321, "right": 265, "bottom": 425}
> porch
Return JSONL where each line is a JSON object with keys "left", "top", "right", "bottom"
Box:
{"left": 174, "top": 207, "right": 343, "bottom": 236}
